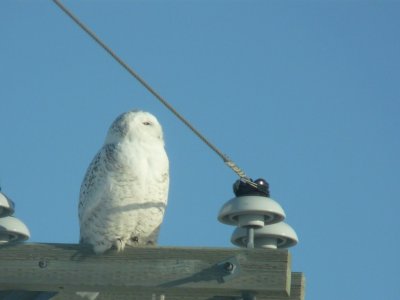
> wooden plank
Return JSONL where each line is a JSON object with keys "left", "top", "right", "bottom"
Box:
{"left": 50, "top": 273, "right": 305, "bottom": 300}
{"left": 5, "top": 273, "right": 302, "bottom": 300}
{"left": 288, "top": 273, "right": 305, "bottom": 300}
{"left": 0, "top": 243, "right": 292, "bottom": 298}
{"left": 0, "top": 291, "right": 57, "bottom": 300}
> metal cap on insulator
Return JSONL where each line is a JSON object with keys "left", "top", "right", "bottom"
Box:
{"left": 233, "top": 178, "right": 270, "bottom": 197}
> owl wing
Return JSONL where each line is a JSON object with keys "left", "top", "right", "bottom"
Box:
{"left": 78, "top": 144, "right": 121, "bottom": 238}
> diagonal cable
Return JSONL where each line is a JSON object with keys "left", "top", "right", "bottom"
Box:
{"left": 53, "top": 0, "right": 250, "bottom": 181}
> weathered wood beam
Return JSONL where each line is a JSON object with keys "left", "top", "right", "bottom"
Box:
{"left": 48, "top": 273, "right": 305, "bottom": 300}
{"left": 0, "top": 243, "right": 296, "bottom": 299}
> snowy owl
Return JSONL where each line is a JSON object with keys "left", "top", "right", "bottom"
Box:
{"left": 79, "top": 110, "right": 169, "bottom": 254}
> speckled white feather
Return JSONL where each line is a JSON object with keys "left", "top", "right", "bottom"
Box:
{"left": 79, "top": 110, "right": 169, "bottom": 254}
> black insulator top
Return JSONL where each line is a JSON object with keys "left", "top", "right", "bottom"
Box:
{"left": 233, "top": 178, "right": 270, "bottom": 197}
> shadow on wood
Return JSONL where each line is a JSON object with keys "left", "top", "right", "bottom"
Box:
{"left": 0, "top": 243, "right": 305, "bottom": 300}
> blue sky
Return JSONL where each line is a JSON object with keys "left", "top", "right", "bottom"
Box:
{"left": 1, "top": 1, "right": 400, "bottom": 299}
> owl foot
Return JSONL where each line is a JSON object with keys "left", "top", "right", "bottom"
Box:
{"left": 114, "top": 238, "right": 126, "bottom": 252}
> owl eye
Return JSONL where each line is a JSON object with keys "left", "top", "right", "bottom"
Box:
{"left": 143, "top": 121, "right": 152, "bottom": 126}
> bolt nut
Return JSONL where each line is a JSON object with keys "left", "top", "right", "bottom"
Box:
{"left": 38, "top": 260, "right": 48, "bottom": 268}
{"left": 223, "top": 262, "right": 236, "bottom": 273}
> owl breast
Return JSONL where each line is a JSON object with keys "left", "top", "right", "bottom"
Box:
{"left": 79, "top": 138, "right": 169, "bottom": 254}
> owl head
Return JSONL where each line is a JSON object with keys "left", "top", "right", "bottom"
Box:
{"left": 104, "top": 110, "right": 164, "bottom": 145}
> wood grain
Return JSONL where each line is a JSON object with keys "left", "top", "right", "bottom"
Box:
{"left": 0, "top": 243, "right": 304, "bottom": 299}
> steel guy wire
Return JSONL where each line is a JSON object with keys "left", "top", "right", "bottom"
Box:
{"left": 53, "top": 0, "right": 254, "bottom": 184}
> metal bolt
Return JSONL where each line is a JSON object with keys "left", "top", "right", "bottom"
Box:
{"left": 38, "top": 260, "right": 47, "bottom": 268}
{"left": 223, "top": 262, "right": 235, "bottom": 273}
